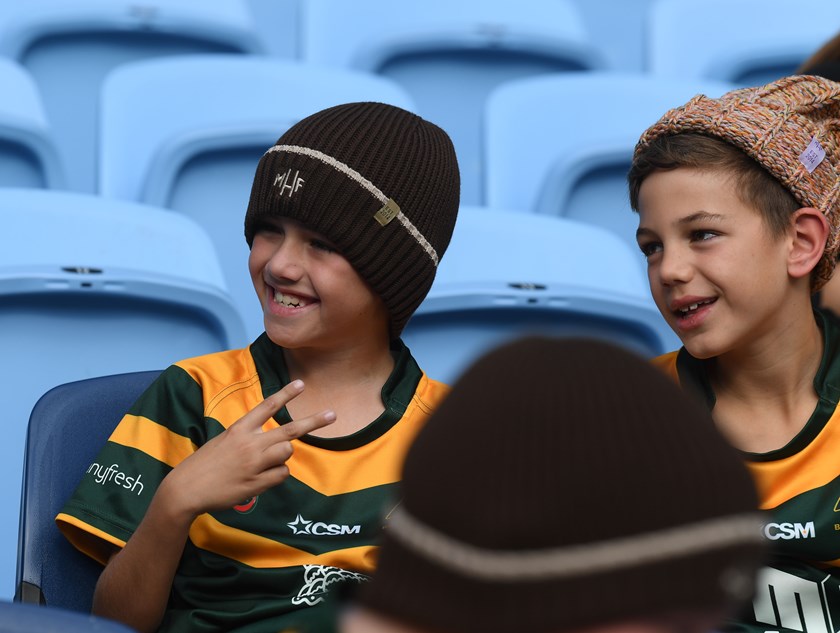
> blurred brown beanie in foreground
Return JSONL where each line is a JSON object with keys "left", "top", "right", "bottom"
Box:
{"left": 357, "top": 336, "right": 765, "bottom": 633}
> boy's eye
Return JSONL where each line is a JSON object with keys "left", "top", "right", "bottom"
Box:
{"left": 638, "top": 241, "right": 662, "bottom": 258}
{"left": 690, "top": 230, "right": 718, "bottom": 242}
{"left": 311, "top": 239, "right": 336, "bottom": 253}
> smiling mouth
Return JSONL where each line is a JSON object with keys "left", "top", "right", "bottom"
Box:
{"left": 674, "top": 298, "right": 715, "bottom": 316}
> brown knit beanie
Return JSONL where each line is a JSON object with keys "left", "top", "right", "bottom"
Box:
{"left": 359, "top": 337, "right": 765, "bottom": 633}
{"left": 245, "top": 102, "right": 460, "bottom": 338}
{"left": 633, "top": 74, "right": 840, "bottom": 290}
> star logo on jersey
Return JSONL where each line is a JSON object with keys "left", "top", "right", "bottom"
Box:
{"left": 287, "top": 514, "right": 362, "bottom": 537}
{"left": 288, "top": 514, "right": 313, "bottom": 535}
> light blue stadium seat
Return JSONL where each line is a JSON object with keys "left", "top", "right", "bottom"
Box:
{"left": 402, "top": 206, "right": 678, "bottom": 385}
{"left": 300, "top": 0, "right": 607, "bottom": 206}
{"left": 245, "top": 0, "right": 300, "bottom": 58}
{"left": 99, "top": 54, "right": 417, "bottom": 341}
{"left": 0, "top": 188, "right": 245, "bottom": 599}
{"left": 484, "top": 72, "right": 736, "bottom": 267}
{"left": 0, "top": 59, "right": 62, "bottom": 189}
{"left": 564, "top": 0, "right": 653, "bottom": 72}
{"left": 17, "top": 371, "right": 160, "bottom": 612}
{"left": 0, "top": 0, "right": 264, "bottom": 193}
{"left": 647, "top": 0, "right": 840, "bottom": 86}
{"left": 0, "top": 600, "right": 134, "bottom": 632}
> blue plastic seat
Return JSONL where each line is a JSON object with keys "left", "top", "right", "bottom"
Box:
{"left": 402, "top": 206, "right": 678, "bottom": 384}
{"left": 16, "top": 371, "right": 160, "bottom": 612}
{"left": 301, "top": 0, "right": 607, "bottom": 205}
{"left": 563, "top": 0, "right": 653, "bottom": 72}
{"left": 484, "top": 72, "right": 736, "bottom": 265}
{"left": 0, "top": 59, "right": 62, "bottom": 189}
{"left": 245, "top": 0, "right": 300, "bottom": 58}
{"left": 0, "top": 189, "right": 245, "bottom": 599}
{"left": 0, "top": 0, "right": 264, "bottom": 193}
{"left": 99, "top": 54, "right": 417, "bottom": 341}
{"left": 0, "top": 599, "right": 134, "bottom": 631}
{"left": 647, "top": 0, "right": 840, "bottom": 86}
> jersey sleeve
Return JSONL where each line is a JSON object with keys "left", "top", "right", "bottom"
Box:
{"left": 56, "top": 364, "right": 208, "bottom": 565}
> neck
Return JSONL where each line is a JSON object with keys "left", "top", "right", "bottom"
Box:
{"left": 282, "top": 337, "right": 395, "bottom": 387}
{"left": 711, "top": 311, "right": 822, "bottom": 403}
{"left": 281, "top": 338, "right": 396, "bottom": 438}
{"left": 708, "top": 307, "right": 823, "bottom": 453}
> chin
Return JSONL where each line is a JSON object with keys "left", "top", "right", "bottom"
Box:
{"left": 680, "top": 336, "right": 726, "bottom": 360}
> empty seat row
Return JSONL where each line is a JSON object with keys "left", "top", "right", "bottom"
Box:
{"left": 1, "top": 0, "right": 836, "bottom": 199}
{"left": 0, "top": 53, "right": 738, "bottom": 339}
{"left": 96, "top": 58, "right": 726, "bottom": 341}
{"left": 0, "top": 0, "right": 264, "bottom": 193}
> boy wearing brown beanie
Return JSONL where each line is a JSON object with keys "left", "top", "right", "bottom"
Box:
{"left": 55, "top": 102, "right": 460, "bottom": 633}
{"left": 340, "top": 337, "right": 766, "bottom": 633}
{"left": 628, "top": 75, "right": 840, "bottom": 633}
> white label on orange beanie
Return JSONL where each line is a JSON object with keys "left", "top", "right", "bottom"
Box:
{"left": 800, "top": 136, "right": 826, "bottom": 173}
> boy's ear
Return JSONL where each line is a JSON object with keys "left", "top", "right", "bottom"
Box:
{"left": 787, "top": 207, "right": 829, "bottom": 281}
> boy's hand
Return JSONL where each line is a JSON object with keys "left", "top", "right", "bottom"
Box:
{"left": 159, "top": 380, "right": 334, "bottom": 520}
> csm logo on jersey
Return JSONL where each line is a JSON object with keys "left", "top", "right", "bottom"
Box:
{"left": 287, "top": 513, "right": 361, "bottom": 536}
{"left": 763, "top": 521, "right": 815, "bottom": 540}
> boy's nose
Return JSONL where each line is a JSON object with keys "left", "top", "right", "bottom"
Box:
{"left": 657, "top": 246, "right": 693, "bottom": 286}
{"left": 265, "top": 241, "right": 304, "bottom": 282}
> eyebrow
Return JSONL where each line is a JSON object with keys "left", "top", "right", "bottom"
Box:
{"left": 677, "top": 211, "right": 725, "bottom": 225}
{"left": 636, "top": 211, "right": 725, "bottom": 240}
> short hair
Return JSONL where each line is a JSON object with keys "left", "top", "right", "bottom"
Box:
{"left": 628, "top": 133, "right": 800, "bottom": 238}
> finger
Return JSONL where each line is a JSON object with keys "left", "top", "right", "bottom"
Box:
{"left": 269, "top": 409, "right": 336, "bottom": 441}
{"left": 234, "top": 380, "right": 306, "bottom": 431}
{"left": 261, "top": 464, "right": 291, "bottom": 488}
{"left": 261, "top": 441, "right": 294, "bottom": 466}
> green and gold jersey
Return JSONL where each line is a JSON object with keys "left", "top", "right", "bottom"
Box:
{"left": 57, "top": 334, "right": 449, "bottom": 633}
{"left": 653, "top": 311, "right": 840, "bottom": 633}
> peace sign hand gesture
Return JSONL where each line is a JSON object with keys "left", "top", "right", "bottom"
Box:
{"left": 162, "top": 379, "right": 335, "bottom": 519}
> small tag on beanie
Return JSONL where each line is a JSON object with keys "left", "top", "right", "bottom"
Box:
{"left": 374, "top": 199, "right": 400, "bottom": 226}
{"left": 800, "top": 136, "right": 826, "bottom": 173}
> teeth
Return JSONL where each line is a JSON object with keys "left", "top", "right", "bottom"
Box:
{"left": 678, "top": 300, "right": 711, "bottom": 314}
{"left": 274, "top": 291, "right": 303, "bottom": 308}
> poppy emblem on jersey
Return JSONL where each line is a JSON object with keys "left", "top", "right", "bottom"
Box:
{"left": 233, "top": 496, "right": 258, "bottom": 514}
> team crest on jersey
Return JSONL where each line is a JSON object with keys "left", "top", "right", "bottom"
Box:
{"left": 233, "top": 496, "right": 258, "bottom": 514}
{"left": 291, "top": 565, "right": 369, "bottom": 606}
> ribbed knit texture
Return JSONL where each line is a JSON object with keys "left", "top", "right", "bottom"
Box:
{"left": 634, "top": 74, "right": 840, "bottom": 290}
{"left": 359, "top": 337, "right": 765, "bottom": 633}
{"left": 245, "top": 102, "right": 460, "bottom": 338}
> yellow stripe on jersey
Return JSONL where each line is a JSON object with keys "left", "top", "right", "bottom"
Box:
{"left": 109, "top": 415, "right": 197, "bottom": 468}
{"left": 190, "top": 514, "right": 378, "bottom": 572}
{"left": 748, "top": 412, "right": 840, "bottom": 509}
{"left": 55, "top": 512, "right": 127, "bottom": 565}
{"left": 650, "top": 351, "right": 679, "bottom": 382}
{"left": 206, "top": 374, "right": 263, "bottom": 424}
{"left": 287, "top": 432, "right": 414, "bottom": 495}
{"left": 176, "top": 348, "right": 264, "bottom": 425}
